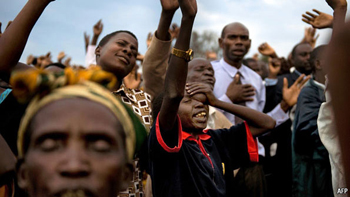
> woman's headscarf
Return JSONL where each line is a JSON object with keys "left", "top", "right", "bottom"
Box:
{"left": 10, "top": 66, "right": 147, "bottom": 160}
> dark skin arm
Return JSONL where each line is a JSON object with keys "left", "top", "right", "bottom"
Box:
{"left": 0, "top": 0, "right": 51, "bottom": 82}
{"left": 0, "top": 135, "right": 16, "bottom": 186}
{"left": 91, "top": 19, "right": 103, "bottom": 45}
{"left": 186, "top": 82, "right": 276, "bottom": 136}
{"left": 157, "top": 0, "right": 179, "bottom": 41}
{"left": 159, "top": 0, "right": 197, "bottom": 131}
{"left": 325, "top": 0, "right": 349, "bottom": 185}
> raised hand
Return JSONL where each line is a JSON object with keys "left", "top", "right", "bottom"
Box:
{"left": 302, "top": 27, "right": 319, "bottom": 48}
{"left": 57, "top": 51, "right": 66, "bottom": 63}
{"left": 178, "top": 0, "right": 197, "bottom": 18}
{"left": 161, "top": 0, "right": 179, "bottom": 12}
{"left": 26, "top": 54, "right": 35, "bottom": 65}
{"left": 64, "top": 57, "right": 71, "bottom": 67}
{"left": 326, "top": 0, "right": 347, "bottom": 10}
{"left": 84, "top": 32, "right": 90, "bottom": 52}
{"left": 146, "top": 32, "right": 153, "bottom": 48}
{"left": 91, "top": 20, "right": 103, "bottom": 45}
{"left": 282, "top": 74, "right": 311, "bottom": 107}
{"left": 170, "top": 23, "right": 180, "bottom": 39}
{"left": 258, "top": 42, "right": 278, "bottom": 58}
{"left": 226, "top": 74, "right": 255, "bottom": 103}
{"left": 268, "top": 57, "right": 282, "bottom": 79}
{"left": 93, "top": 19, "right": 103, "bottom": 37}
{"left": 302, "top": 9, "right": 333, "bottom": 29}
{"left": 186, "top": 82, "right": 218, "bottom": 106}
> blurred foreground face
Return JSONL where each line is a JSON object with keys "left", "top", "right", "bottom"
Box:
{"left": 18, "top": 98, "right": 129, "bottom": 197}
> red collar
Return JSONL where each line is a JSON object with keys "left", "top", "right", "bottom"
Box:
{"left": 182, "top": 129, "right": 211, "bottom": 141}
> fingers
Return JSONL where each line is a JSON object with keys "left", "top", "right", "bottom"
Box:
{"left": 302, "top": 14, "right": 313, "bottom": 21}
{"left": 243, "top": 97, "right": 254, "bottom": 102}
{"left": 302, "top": 18, "right": 312, "bottom": 25}
{"left": 283, "top": 77, "right": 288, "bottom": 90}
{"left": 310, "top": 27, "right": 316, "bottom": 36}
{"left": 315, "top": 33, "right": 320, "bottom": 41}
{"left": 243, "top": 91, "right": 255, "bottom": 97}
{"left": 233, "top": 74, "right": 240, "bottom": 84}
{"left": 242, "top": 84, "right": 255, "bottom": 91}
{"left": 292, "top": 74, "right": 305, "bottom": 87}
{"left": 186, "top": 83, "right": 210, "bottom": 95}
{"left": 306, "top": 11, "right": 317, "bottom": 18}
{"left": 95, "top": 19, "right": 102, "bottom": 27}
{"left": 299, "top": 75, "right": 311, "bottom": 87}
{"left": 312, "top": 9, "right": 321, "bottom": 14}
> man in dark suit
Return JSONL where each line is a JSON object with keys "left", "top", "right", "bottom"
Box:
{"left": 264, "top": 43, "right": 313, "bottom": 111}
{"left": 261, "top": 42, "right": 313, "bottom": 197}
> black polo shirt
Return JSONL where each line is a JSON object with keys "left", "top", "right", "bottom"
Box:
{"left": 148, "top": 115, "right": 258, "bottom": 197}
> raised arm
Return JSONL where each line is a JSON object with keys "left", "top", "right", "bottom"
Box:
{"left": 0, "top": 0, "right": 53, "bottom": 82}
{"left": 91, "top": 19, "right": 103, "bottom": 46}
{"left": 326, "top": 0, "right": 347, "bottom": 37}
{"left": 142, "top": 0, "right": 179, "bottom": 101}
{"left": 158, "top": 0, "right": 197, "bottom": 131}
{"left": 186, "top": 82, "right": 276, "bottom": 136}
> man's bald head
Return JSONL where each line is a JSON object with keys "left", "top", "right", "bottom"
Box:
{"left": 188, "top": 58, "right": 215, "bottom": 89}
{"left": 221, "top": 22, "right": 249, "bottom": 38}
{"left": 219, "top": 22, "right": 251, "bottom": 66}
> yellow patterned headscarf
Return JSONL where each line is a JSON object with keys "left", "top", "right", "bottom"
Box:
{"left": 10, "top": 66, "right": 147, "bottom": 160}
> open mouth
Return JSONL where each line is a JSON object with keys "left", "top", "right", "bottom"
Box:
{"left": 193, "top": 111, "right": 207, "bottom": 123}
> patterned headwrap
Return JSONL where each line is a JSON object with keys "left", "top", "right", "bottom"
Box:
{"left": 10, "top": 66, "right": 147, "bottom": 160}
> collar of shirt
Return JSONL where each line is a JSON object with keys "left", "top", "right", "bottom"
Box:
{"left": 209, "top": 106, "right": 216, "bottom": 116}
{"left": 310, "top": 76, "right": 325, "bottom": 90}
{"left": 182, "top": 129, "right": 211, "bottom": 142}
{"left": 114, "top": 83, "right": 138, "bottom": 103}
{"left": 220, "top": 58, "right": 246, "bottom": 79}
{"left": 294, "top": 69, "right": 302, "bottom": 77}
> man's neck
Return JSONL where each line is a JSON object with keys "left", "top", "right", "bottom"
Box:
{"left": 223, "top": 57, "right": 243, "bottom": 69}
{"left": 314, "top": 71, "right": 326, "bottom": 85}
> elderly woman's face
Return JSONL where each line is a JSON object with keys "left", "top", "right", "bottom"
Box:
{"left": 18, "top": 98, "right": 130, "bottom": 197}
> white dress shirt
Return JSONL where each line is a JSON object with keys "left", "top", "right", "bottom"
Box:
{"left": 212, "top": 58, "right": 290, "bottom": 157}
{"left": 85, "top": 45, "right": 97, "bottom": 68}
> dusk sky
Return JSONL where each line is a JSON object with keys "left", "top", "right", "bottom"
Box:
{"left": 1, "top": 0, "right": 348, "bottom": 66}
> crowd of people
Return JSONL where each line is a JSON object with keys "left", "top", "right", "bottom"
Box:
{"left": 0, "top": 0, "right": 349, "bottom": 197}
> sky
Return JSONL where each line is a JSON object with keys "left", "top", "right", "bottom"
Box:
{"left": 1, "top": 0, "right": 348, "bottom": 66}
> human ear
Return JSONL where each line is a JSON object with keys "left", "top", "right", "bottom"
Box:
{"left": 120, "top": 162, "right": 133, "bottom": 191}
{"left": 16, "top": 158, "right": 29, "bottom": 190}
{"left": 219, "top": 38, "right": 223, "bottom": 49}
{"left": 95, "top": 46, "right": 101, "bottom": 57}
{"left": 315, "top": 59, "right": 322, "bottom": 70}
{"left": 247, "top": 39, "right": 252, "bottom": 51}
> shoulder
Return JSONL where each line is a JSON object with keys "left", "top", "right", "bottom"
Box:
{"left": 242, "top": 65, "right": 264, "bottom": 85}
{"left": 211, "top": 60, "right": 222, "bottom": 71}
